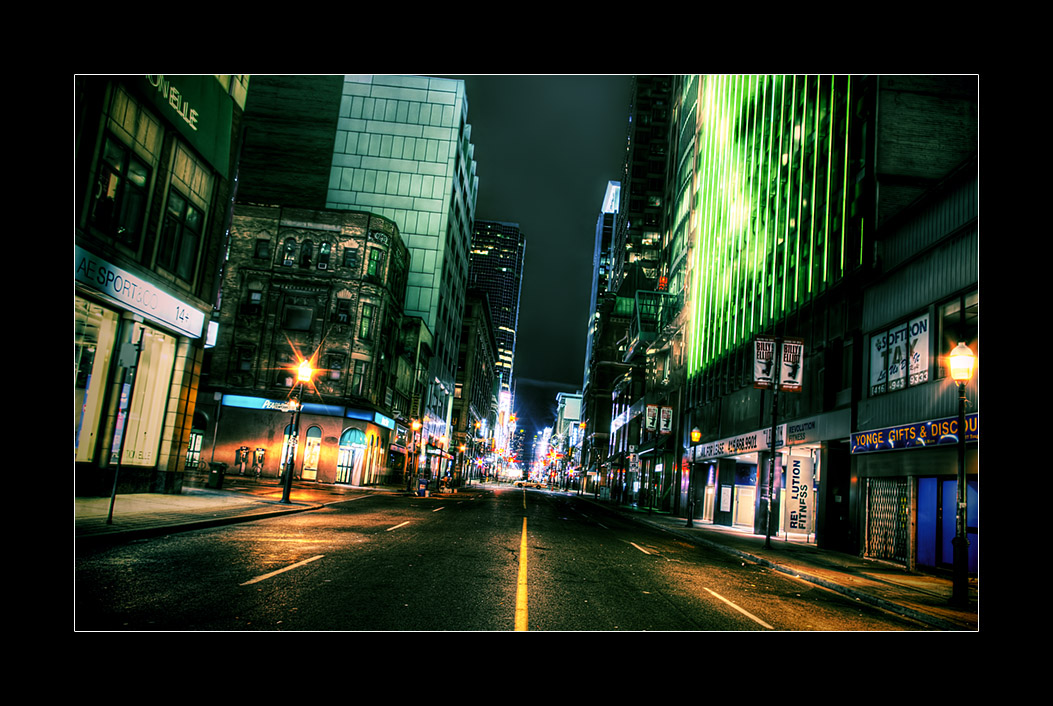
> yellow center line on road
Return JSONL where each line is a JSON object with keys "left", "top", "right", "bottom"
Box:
{"left": 515, "top": 516, "right": 529, "bottom": 631}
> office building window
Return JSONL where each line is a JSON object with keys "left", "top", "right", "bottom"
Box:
{"left": 157, "top": 189, "right": 203, "bottom": 281}
{"left": 938, "top": 291, "right": 979, "bottom": 379}
{"left": 90, "top": 136, "right": 150, "bottom": 249}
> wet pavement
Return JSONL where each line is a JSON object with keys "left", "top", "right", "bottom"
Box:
{"left": 75, "top": 477, "right": 978, "bottom": 631}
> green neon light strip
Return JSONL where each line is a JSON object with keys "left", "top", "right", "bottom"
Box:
{"left": 685, "top": 75, "right": 860, "bottom": 378}
{"left": 840, "top": 75, "right": 852, "bottom": 276}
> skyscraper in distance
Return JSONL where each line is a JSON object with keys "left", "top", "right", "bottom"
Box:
{"left": 469, "top": 220, "right": 526, "bottom": 394}
{"left": 583, "top": 181, "right": 620, "bottom": 389}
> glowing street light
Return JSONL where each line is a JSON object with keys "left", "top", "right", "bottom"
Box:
{"left": 949, "top": 342, "right": 976, "bottom": 607}
{"left": 281, "top": 357, "right": 314, "bottom": 504}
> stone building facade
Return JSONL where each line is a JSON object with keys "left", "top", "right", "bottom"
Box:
{"left": 200, "top": 203, "right": 414, "bottom": 486}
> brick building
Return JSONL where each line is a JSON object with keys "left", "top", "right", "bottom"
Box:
{"left": 200, "top": 204, "right": 414, "bottom": 486}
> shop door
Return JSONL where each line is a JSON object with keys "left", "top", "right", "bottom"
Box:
{"left": 302, "top": 426, "right": 321, "bottom": 481}
{"left": 337, "top": 428, "right": 366, "bottom": 485}
{"left": 940, "top": 479, "right": 978, "bottom": 573}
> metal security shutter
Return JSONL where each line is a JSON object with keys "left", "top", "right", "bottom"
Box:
{"left": 865, "top": 477, "right": 909, "bottom": 565}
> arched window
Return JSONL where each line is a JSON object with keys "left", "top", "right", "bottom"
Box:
{"left": 282, "top": 238, "right": 297, "bottom": 267}
{"left": 300, "top": 240, "right": 313, "bottom": 268}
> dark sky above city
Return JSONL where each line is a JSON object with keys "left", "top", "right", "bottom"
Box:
{"left": 450, "top": 75, "right": 633, "bottom": 436}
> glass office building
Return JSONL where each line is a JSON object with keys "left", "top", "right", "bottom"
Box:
{"left": 326, "top": 75, "right": 479, "bottom": 438}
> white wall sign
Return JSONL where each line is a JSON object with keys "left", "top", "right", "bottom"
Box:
{"left": 784, "top": 453, "right": 815, "bottom": 534}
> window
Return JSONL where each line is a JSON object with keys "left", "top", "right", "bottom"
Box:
{"left": 327, "top": 354, "right": 345, "bottom": 381}
{"left": 352, "top": 360, "right": 369, "bottom": 396}
{"left": 367, "top": 249, "right": 385, "bottom": 279}
{"left": 343, "top": 247, "right": 359, "bottom": 269}
{"left": 334, "top": 298, "right": 353, "bottom": 324}
{"left": 275, "top": 351, "right": 295, "bottom": 387}
{"left": 360, "top": 303, "right": 376, "bottom": 340}
{"left": 937, "top": 291, "right": 978, "bottom": 379}
{"left": 254, "top": 239, "right": 271, "bottom": 259}
{"left": 282, "top": 238, "right": 297, "bottom": 266}
{"left": 90, "top": 136, "right": 150, "bottom": 248}
{"left": 158, "top": 189, "right": 203, "bottom": 281}
{"left": 235, "top": 345, "right": 254, "bottom": 372}
{"left": 283, "top": 305, "right": 314, "bottom": 331}
{"left": 318, "top": 242, "right": 331, "bottom": 270}
{"left": 300, "top": 240, "right": 313, "bottom": 268}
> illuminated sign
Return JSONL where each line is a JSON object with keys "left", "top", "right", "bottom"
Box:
{"left": 75, "top": 245, "right": 206, "bottom": 338}
{"left": 851, "top": 413, "right": 979, "bottom": 454}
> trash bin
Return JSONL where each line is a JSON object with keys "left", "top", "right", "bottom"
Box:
{"left": 207, "top": 462, "right": 228, "bottom": 489}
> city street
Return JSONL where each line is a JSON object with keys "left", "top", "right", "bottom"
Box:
{"left": 75, "top": 486, "right": 931, "bottom": 631}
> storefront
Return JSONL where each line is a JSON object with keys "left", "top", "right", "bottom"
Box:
{"left": 74, "top": 245, "right": 209, "bottom": 495}
{"left": 205, "top": 393, "right": 397, "bottom": 486}
{"left": 851, "top": 413, "right": 978, "bottom": 572}
{"left": 688, "top": 410, "right": 850, "bottom": 542}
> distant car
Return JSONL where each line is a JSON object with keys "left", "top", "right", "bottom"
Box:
{"left": 514, "top": 479, "right": 544, "bottom": 488}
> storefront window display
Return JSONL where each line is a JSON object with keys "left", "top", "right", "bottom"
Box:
{"left": 110, "top": 322, "right": 176, "bottom": 467}
{"left": 75, "top": 297, "right": 119, "bottom": 463}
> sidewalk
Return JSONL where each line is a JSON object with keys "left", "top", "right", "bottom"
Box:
{"left": 75, "top": 480, "right": 978, "bottom": 631}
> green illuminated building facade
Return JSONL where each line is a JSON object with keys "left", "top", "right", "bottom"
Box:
{"left": 662, "top": 75, "right": 977, "bottom": 569}
{"left": 684, "top": 74, "right": 865, "bottom": 387}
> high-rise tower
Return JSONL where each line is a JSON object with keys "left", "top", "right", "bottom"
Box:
{"left": 583, "top": 181, "right": 620, "bottom": 389}
{"left": 468, "top": 220, "right": 526, "bottom": 394}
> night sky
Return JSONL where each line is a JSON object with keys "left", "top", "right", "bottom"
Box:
{"left": 450, "top": 75, "right": 633, "bottom": 437}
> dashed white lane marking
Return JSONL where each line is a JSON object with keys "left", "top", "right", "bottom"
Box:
{"left": 703, "top": 587, "right": 774, "bottom": 629}
{"left": 240, "top": 555, "right": 324, "bottom": 586}
{"left": 386, "top": 521, "right": 411, "bottom": 531}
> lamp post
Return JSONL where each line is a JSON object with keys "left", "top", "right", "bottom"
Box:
{"left": 281, "top": 358, "right": 314, "bottom": 504}
{"left": 688, "top": 427, "right": 702, "bottom": 527}
{"left": 949, "top": 341, "right": 976, "bottom": 607}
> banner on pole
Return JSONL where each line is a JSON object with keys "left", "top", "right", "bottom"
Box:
{"left": 754, "top": 336, "right": 776, "bottom": 389}
{"left": 659, "top": 406, "right": 673, "bottom": 434}
{"left": 645, "top": 405, "right": 658, "bottom": 431}
{"left": 780, "top": 338, "right": 804, "bottom": 392}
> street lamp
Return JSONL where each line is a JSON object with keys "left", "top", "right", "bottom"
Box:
{"left": 281, "top": 358, "right": 314, "bottom": 504}
{"left": 949, "top": 341, "right": 976, "bottom": 607}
